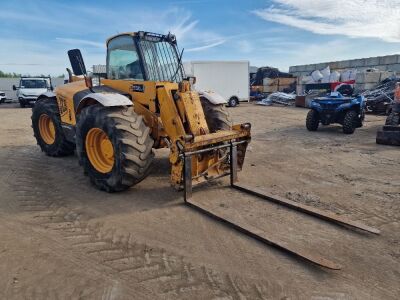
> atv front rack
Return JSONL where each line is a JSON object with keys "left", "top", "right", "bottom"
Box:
{"left": 182, "top": 142, "right": 380, "bottom": 270}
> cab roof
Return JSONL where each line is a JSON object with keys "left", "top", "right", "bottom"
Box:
{"left": 106, "top": 31, "right": 176, "bottom": 46}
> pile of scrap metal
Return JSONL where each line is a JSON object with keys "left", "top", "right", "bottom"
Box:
{"left": 376, "top": 82, "right": 400, "bottom": 146}
{"left": 251, "top": 66, "right": 293, "bottom": 86}
{"left": 257, "top": 92, "right": 296, "bottom": 106}
{"left": 363, "top": 76, "right": 400, "bottom": 115}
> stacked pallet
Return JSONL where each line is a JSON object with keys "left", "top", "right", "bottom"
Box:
{"left": 263, "top": 77, "right": 297, "bottom": 93}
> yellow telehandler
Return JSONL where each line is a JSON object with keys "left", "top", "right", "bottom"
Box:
{"left": 32, "top": 31, "right": 379, "bottom": 270}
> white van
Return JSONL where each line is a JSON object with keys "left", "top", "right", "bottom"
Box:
{"left": 13, "top": 77, "right": 53, "bottom": 107}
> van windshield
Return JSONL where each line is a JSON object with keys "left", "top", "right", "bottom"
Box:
{"left": 20, "top": 79, "right": 47, "bottom": 89}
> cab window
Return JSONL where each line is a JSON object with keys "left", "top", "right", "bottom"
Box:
{"left": 107, "top": 35, "right": 144, "bottom": 80}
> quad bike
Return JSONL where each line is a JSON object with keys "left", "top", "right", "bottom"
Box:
{"left": 306, "top": 92, "right": 365, "bottom": 134}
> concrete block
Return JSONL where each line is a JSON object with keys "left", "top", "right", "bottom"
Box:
{"left": 380, "top": 71, "right": 395, "bottom": 81}
{"left": 350, "top": 59, "right": 366, "bottom": 68}
{"left": 356, "top": 72, "right": 381, "bottom": 84}
{"left": 373, "top": 65, "right": 388, "bottom": 71}
{"left": 290, "top": 71, "right": 301, "bottom": 77}
{"left": 356, "top": 67, "right": 368, "bottom": 72}
{"left": 354, "top": 83, "right": 378, "bottom": 92}
{"left": 292, "top": 65, "right": 304, "bottom": 72}
{"left": 305, "top": 64, "right": 316, "bottom": 72}
{"left": 316, "top": 63, "right": 328, "bottom": 70}
{"left": 379, "top": 55, "right": 399, "bottom": 65}
{"left": 365, "top": 57, "right": 380, "bottom": 66}
{"left": 385, "top": 64, "right": 400, "bottom": 72}
{"left": 329, "top": 61, "right": 339, "bottom": 70}
{"left": 298, "top": 66, "right": 308, "bottom": 72}
{"left": 338, "top": 60, "right": 351, "bottom": 68}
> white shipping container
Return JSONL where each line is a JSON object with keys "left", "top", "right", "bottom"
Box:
{"left": 183, "top": 61, "right": 249, "bottom": 106}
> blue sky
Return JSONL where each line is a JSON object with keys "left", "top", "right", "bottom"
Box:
{"left": 1, "top": 0, "right": 400, "bottom": 75}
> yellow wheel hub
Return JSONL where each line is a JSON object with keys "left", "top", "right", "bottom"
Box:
{"left": 38, "top": 114, "right": 56, "bottom": 145}
{"left": 85, "top": 128, "right": 114, "bottom": 173}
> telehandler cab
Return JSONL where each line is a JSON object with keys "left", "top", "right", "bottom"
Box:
{"left": 32, "top": 31, "right": 379, "bottom": 270}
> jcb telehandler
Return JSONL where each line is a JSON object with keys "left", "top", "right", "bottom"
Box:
{"left": 32, "top": 31, "right": 379, "bottom": 270}
{"left": 32, "top": 32, "right": 250, "bottom": 192}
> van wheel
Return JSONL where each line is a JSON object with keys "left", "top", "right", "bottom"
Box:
{"left": 228, "top": 97, "right": 239, "bottom": 107}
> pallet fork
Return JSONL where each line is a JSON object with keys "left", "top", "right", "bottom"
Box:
{"left": 182, "top": 142, "right": 380, "bottom": 270}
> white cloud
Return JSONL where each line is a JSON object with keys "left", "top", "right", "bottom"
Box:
{"left": 186, "top": 40, "right": 226, "bottom": 52}
{"left": 253, "top": 0, "right": 400, "bottom": 42}
{"left": 56, "top": 38, "right": 105, "bottom": 49}
{"left": 236, "top": 40, "right": 253, "bottom": 53}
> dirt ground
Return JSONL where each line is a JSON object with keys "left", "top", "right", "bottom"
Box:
{"left": 0, "top": 102, "right": 399, "bottom": 299}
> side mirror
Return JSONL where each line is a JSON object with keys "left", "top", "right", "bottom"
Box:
{"left": 67, "top": 49, "right": 87, "bottom": 76}
{"left": 12, "top": 85, "right": 17, "bottom": 91}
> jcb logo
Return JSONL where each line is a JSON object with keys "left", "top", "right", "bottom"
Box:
{"left": 57, "top": 95, "right": 68, "bottom": 116}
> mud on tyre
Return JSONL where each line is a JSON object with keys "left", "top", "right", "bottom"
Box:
{"left": 200, "top": 97, "right": 232, "bottom": 132}
{"left": 76, "top": 105, "right": 154, "bottom": 192}
{"left": 31, "top": 98, "right": 75, "bottom": 156}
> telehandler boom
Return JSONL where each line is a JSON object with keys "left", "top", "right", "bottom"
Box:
{"left": 32, "top": 31, "right": 379, "bottom": 270}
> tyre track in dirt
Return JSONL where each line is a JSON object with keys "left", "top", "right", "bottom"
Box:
{"left": 2, "top": 146, "right": 292, "bottom": 299}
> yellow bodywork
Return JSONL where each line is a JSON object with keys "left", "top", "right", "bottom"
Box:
{"left": 55, "top": 75, "right": 250, "bottom": 188}
{"left": 55, "top": 80, "right": 86, "bottom": 125}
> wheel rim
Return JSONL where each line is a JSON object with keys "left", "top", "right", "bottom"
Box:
{"left": 38, "top": 114, "right": 56, "bottom": 145}
{"left": 85, "top": 128, "right": 114, "bottom": 173}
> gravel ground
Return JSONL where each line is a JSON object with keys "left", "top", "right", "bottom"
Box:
{"left": 0, "top": 102, "right": 399, "bottom": 299}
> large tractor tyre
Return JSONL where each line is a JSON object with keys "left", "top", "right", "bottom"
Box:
{"left": 343, "top": 110, "right": 358, "bottom": 134}
{"left": 306, "top": 109, "right": 319, "bottom": 131}
{"left": 200, "top": 97, "right": 233, "bottom": 132}
{"left": 385, "top": 112, "right": 400, "bottom": 126}
{"left": 76, "top": 105, "right": 154, "bottom": 192}
{"left": 31, "top": 98, "right": 75, "bottom": 156}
